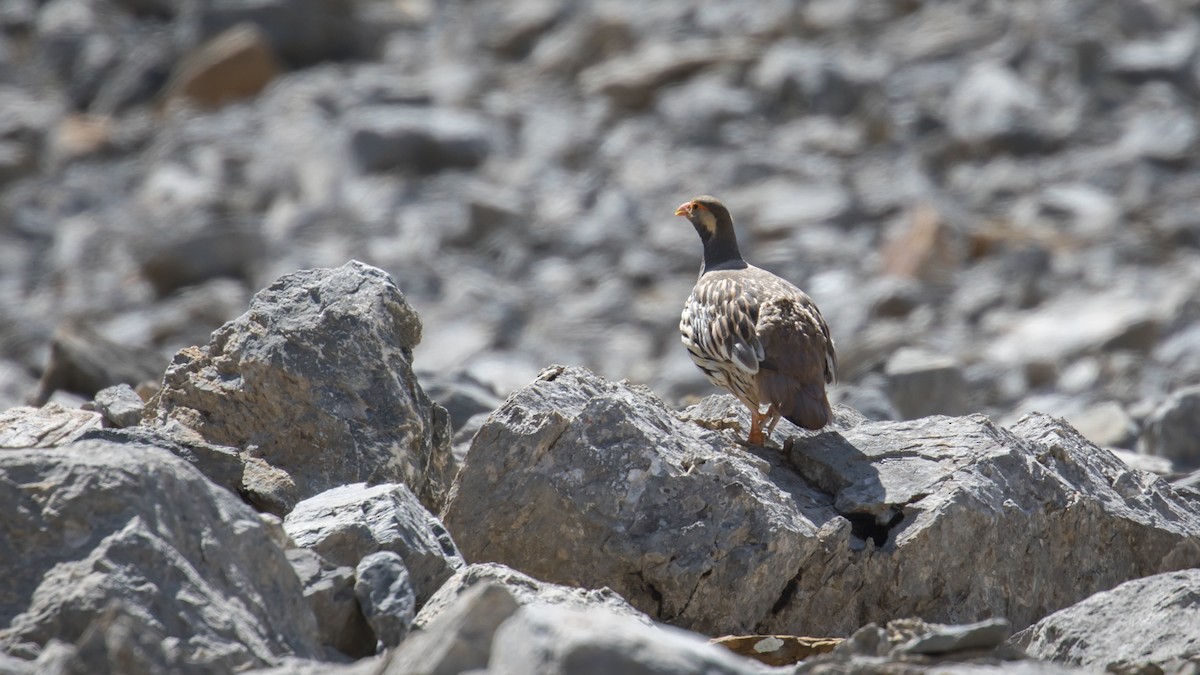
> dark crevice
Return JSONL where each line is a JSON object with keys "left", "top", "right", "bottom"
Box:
{"left": 844, "top": 508, "right": 905, "bottom": 548}
{"left": 634, "top": 572, "right": 665, "bottom": 617}
{"left": 770, "top": 571, "right": 801, "bottom": 615}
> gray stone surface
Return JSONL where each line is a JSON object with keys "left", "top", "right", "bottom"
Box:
{"left": 1140, "top": 385, "right": 1200, "bottom": 468}
{"left": 445, "top": 367, "right": 1200, "bottom": 638}
{"left": 146, "top": 261, "right": 456, "bottom": 515}
{"left": 1012, "top": 569, "right": 1200, "bottom": 672}
{"left": 444, "top": 366, "right": 825, "bottom": 636}
{"left": 0, "top": 403, "right": 101, "bottom": 448}
{"left": 0, "top": 440, "right": 321, "bottom": 672}
{"left": 414, "top": 562, "right": 653, "bottom": 631}
{"left": 286, "top": 548, "right": 373, "bottom": 659}
{"left": 488, "top": 604, "right": 769, "bottom": 675}
{"left": 76, "top": 421, "right": 245, "bottom": 498}
{"left": 90, "top": 383, "right": 144, "bottom": 428}
{"left": 284, "top": 482, "right": 464, "bottom": 607}
{"left": 354, "top": 551, "right": 416, "bottom": 651}
{"left": 884, "top": 347, "right": 970, "bottom": 419}
{"left": 387, "top": 583, "right": 520, "bottom": 675}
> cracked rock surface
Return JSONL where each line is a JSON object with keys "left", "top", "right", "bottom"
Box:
{"left": 444, "top": 366, "right": 1200, "bottom": 637}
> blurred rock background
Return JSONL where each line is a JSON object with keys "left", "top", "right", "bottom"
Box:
{"left": 2, "top": 0, "right": 1199, "bottom": 470}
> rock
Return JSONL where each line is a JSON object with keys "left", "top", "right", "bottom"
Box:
{"left": 165, "top": 23, "right": 281, "bottom": 108}
{"left": 893, "top": 617, "right": 1011, "bottom": 655}
{"left": 446, "top": 367, "right": 1200, "bottom": 637}
{"left": 386, "top": 583, "right": 520, "bottom": 675}
{"left": 1140, "top": 385, "right": 1200, "bottom": 468}
{"left": 443, "top": 366, "right": 823, "bottom": 635}
{"left": 347, "top": 107, "right": 493, "bottom": 174}
{"left": 145, "top": 262, "right": 456, "bottom": 516}
{"left": 0, "top": 403, "right": 102, "bottom": 448}
{"left": 416, "top": 368, "right": 504, "bottom": 433}
{"left": 710, "top": 634, "right": 841, "bottom": 667}
{"left": 488, "top": 603, "right": 768, "bottom": 675}
{"left": 414, "top": 562, "right": 653, "bottom": 631}
{"left": 283, "top": 482, "right": 464, "bottom": 606}
{"left": 1061, "top": 400, "right": 1137, "bottom": 449}
{"left": 884, "top": 347, "right": 969, "bottom": 419}
{"left": 286, "top": 548, "right": 373, "bottom": 659}
{"left": 946, "top": 62, "right": 1050, "bottom": 152}
{"left": 580, "top": 40, "right": 752, "bottom": 108}
{"left": 1012, "top": 569, "right": 1200, "bottom": 671}
{"left": 33, "top": 323, "right": 166, "bottom": 406}
{"left": 354, "top": 551, "right": 416, "bottom": 650}
{"left": 193, "top": 0, "right": 367, "bottom": 66}
{"left": 0, "top": 440, "right": 320, "bottom": 671}
{"left": 76, "top": 421, "right": 245, "bottom": 498}
{"left": 91, "top": 383, "right": 144, "bottom": 428}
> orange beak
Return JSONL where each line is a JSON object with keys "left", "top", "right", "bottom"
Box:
{"left": 674, "top": 201, "right": 692, "bottom": 217}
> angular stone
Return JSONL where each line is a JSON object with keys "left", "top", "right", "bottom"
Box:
{"left": 0, "top": 441, "right": 320, "bottom": 671}
{"left": 884, "top": 347, "right": 969, "bottom": 419}
{"left": 580, "top": 40, "right": 752, "bottom": 108}
{"left": 166, "top": 23, "right": 281, "bottom": 108}
{"left": 1140, "top": 385, "right": 1200, "bottom": 468}
{"left": 145, "top": 262, "right": 455, "bottom": 515}
{"left": 0, "top": 403, "right": 102, "bottom": 448}
{"left": 91, "top": 383, "right": 144, "bottom": 428}
{"left": 445, "top": 367, "right": 1200, "bottom": 638}
{"left": 77, "top": 422, "right": 245, "bottom": 498}
{"left": 414, "top": 562, "right": 653, "bottom": 631}
{"left": 286, "top": 548, "right": 373, "bottom": 659}
{"left": 488, "top": 604, "right": 766, "bottom": 675}
{"left": 348, "top": 107, "right": 492, "bottom": 174}
{"left": 1013, "top": 569, "right": 1200, "bottom": 671}
{"left": 386, "top": 583, "right": 520, "bottom": 675}
{"left": 443, "top": 366, "right": 825, "bottom": 636}
{"left": 283, "top": 482, "right": 464, "bottom": 606}
{"left": 354, "top": 551, "right": 416, "bottom": 650}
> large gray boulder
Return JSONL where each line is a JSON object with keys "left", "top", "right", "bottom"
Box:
{"left": 443, "top": 365, "right": 826, "bottom": 636}
{"left": 284, "top": 482, "right": 465, "bottom": 607}
{"left": 0, "top": 440, "right": 321, "bottom": 672}
{"left": 145, "top": 261, "right": 456, "bottom": 515}
{"left": 1012, "top": 569, "right": 1200, "bottom": 672}
{"left": 444, "top": 366, "right": 1200, "bottom": 637}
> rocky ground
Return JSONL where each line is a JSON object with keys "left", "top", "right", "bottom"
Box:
{"left": 2, "top": 0, "right": 1200, "bottom": 673}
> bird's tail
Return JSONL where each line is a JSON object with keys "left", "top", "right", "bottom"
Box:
{"left": 780, "top": 383, "right": 832, "bottom": 430}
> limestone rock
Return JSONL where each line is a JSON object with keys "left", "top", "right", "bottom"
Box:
{"left": 445, "top": 367, "right": 1200, "bottom": 638}
{"left": 414, "top": 562, "right": 653, "bottom": 631}
{"left": 443, "top": 365, "right": 825, "bottom": 636}
{"left": 284, "top": 482, "right": 464, "bottom": 607}
{"left": 90, "top": 383, "right": 144, "bottom": 428}
{"left": 354, "top": 551, "right": 416, "bottom": 650}
{"left": 165, "top": 23, "right": 280, "bottom": 108}
{"left": 286, "top": 548, "right": 373, "bottom": 659}
{"left": 145, "top": 261, "right": 455, "bottom": 515}
{"left": 884, "top": 347, "right": 969, "bottom": 419}
{"left": 1013, "top": 569, "right": 1200, "bottom": 672}
{"left": 488, "top": 603, "right": 769, "bottom": 675}
{"left": 1140, "top": 385, "right": 1200, "bottom": 468}
{"left": 386, "top": 583, "right": 520, "bottom": 675}
{"left": 0, "top": 403, "right": 101, "bottom": 448}
{"left": 0, "top": 440, "right": 320, "bottom": 672}
{"left": 77, "top": 421, "right": 245, "bottom": 498}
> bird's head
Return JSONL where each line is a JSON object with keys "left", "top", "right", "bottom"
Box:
{"left": 674, "top": 195, "right": 732, "bottom": 242}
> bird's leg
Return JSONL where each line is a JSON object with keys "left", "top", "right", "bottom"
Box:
{"left": 747, "top": 407, "right": 766, "bottom": 446}
{"left": 763, "top": 405, "right": 782, "bottom": 438}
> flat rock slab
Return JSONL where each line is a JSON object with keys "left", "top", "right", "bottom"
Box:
{"left": 1013, "top": 569, "right": 1200, "bottom": 671}
{"left": 0, "top": 440, "right": 320, "bottom": 672}
{"left": 145, "top": 261, "right": 455, "bottom": 515}
{"left": 444, "top": 366, "right": 1200, "bottom": 637}
{"left": 0, "top": 403, "right": 102, "bottom": 448}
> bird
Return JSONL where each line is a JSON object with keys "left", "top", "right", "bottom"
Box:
{"left": 675, "top": 195, "right": 837, "bottom": 445}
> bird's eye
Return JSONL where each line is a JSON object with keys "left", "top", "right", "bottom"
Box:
{"left": 692, "top": 202, "right": 705, "bottom": 211}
